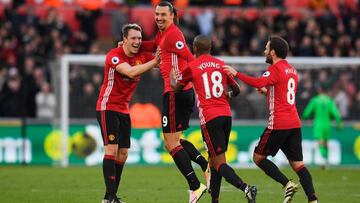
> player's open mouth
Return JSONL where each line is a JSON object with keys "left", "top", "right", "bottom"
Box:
{"left": 156, "top": 21, "right": 164, "bottom": 26}
{"left": 132, "top": 45, "right": 140, "bottom": 48}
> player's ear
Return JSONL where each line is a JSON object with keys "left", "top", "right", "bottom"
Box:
{"left": 270, "top": 49, "right": 276, "bottom": 57}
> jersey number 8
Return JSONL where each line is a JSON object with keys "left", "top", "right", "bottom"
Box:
{"left": 287, "top": 78, "right": 295, "bottom": 105}
{"left": 202, "top": 71, "right": 224, "bottom": 99}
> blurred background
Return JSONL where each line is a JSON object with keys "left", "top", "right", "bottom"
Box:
{"left": 0, "top": 0, "right": 359, "bottom": 167}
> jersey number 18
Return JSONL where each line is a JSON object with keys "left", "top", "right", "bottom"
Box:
{"left": 202, "top": 71, "right": 224, "bottom": 99}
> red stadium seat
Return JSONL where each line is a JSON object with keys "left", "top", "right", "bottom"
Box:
{"left": 96, "top": 14, "right": 112, "bottom": 38}
{"left": 0, "top": 4, "right": 4, "bottom": 18}
{"left": 284, "top": 0, "right": 311, "bottom": 8}
{"left": 263, "top": 8, "right": 282, "bottom": 17}
{"left": 57, "top": 7, "right": 79, "bottom": 31}
{"left": 243, "top": 8, "right": 259, "bottom": 21}
{"left": 130, "top": 7, "right": 156, "bottom": 38}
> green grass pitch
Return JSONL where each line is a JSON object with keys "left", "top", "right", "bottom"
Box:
{"left": 1, "top": 166, "right": 359, "bottom": 202}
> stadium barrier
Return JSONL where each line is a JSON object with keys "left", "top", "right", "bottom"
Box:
{"left": 1, "top": 120, "right": 359, "bottom": 167}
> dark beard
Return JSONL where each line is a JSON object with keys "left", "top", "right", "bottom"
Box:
{"left": 265, "top": 56, "right": 273, "bottom": 64}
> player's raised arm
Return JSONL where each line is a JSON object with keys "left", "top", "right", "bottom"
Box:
{"left": 116, "top": 58, "right": 159, "bottom": 79}
{"left": 223, "top": 65, "right": 273, "bottom": 88}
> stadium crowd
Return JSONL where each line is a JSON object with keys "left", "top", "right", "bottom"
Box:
{"left": 0, "top": 1, "right": 360, "bottom": 120}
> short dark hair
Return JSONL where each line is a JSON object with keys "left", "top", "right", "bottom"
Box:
{"left": 193, "top": 35, "right": 212, "bottom": 55}
{"left": 269, "top": 36, "right": 289, "bottom": 59}
{"left": 122, "top": 23, "right": 142, "bottom": 38}
{"left": 157, "top": 1, "right": 178, "bottom": 25}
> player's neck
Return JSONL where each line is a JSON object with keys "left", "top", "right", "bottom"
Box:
{"left": 123, "top": 46, "right": 134, "bottom": 57}
{"left": 196, "top": 53, "right": 210, "bottom": 58}
{"left": 160, "top": 23, "right": 173, "bottom": 33}
{"left": 272, "top": 57, "right": 283, "bottom": 64}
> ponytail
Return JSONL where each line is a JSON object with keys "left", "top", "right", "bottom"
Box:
{"left": 173, "top": 7, "right": 179, "bottom": 25}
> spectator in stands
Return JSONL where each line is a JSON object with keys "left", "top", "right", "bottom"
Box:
{"left": 75, "top": 7, "right": 101, "bottom": 41}
{"left": 0, "top": 67, "right": 8, "bottom": 93}
{"left": 21, "top": 57, "right": 40, "bottom": 117}
{"left": 111, "top": 6, "right": 129, "bottom": 42}
{"left": 352, "top": 91, "right": 360, "bottom": 119}
{"left": 196, "top": 8, "right": 214, "bottom": 37}
{"left": 333, "top": 85, "right": 350, "bottom": 119}
{"left": 0, "top": 74, "right": 23, "bottom": 117}
{"left": 297, "top": 35, "right": 314, "bottom": 56}
{"left": 353, "top": 38, "right": 360, "bottom": 57}
{"left": 36, "top": 82, "right": 56, "bottom": 118}
{"left": 80, "top": 82, "right": 97, "bottom": 118}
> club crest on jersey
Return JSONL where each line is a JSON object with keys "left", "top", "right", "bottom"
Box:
{"left": 175, "top": 41, "right": 184, "bottom": 49}
{"left": 111, "top": 57, "right": 119, "bottom": 65}
{"left": 262, "top": 71, "right": 270, "bottom": 77}
{"left": 135, "top": 60, "right": 142, "bottom": 65}
{"left": 108, "top": 134, "right": 115, "bottom": 141}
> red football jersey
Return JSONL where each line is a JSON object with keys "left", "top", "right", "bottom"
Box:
{"left": 235, "top": 59, "right": 301, "bottom": 129}
{"left": 178, "top": 55, "right": 236, "bottom": 124}
{"left": 96, "top": 47, "right": 154, "bottom": 114}
{"left": 153, "top": 23, "right": 195, "bottom": 93}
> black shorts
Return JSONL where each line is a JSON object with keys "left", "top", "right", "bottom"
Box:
{"left": 162, "top": 88, "right": 195, "bottom": 133}
{"left": 96, "top": 110, "right": 131, "bottom": 148}
{"left": 201, "top": 116, "right": 232, "bottom": 158}
{"left": 254, "top": 128, "right": 303, "bottom": 161}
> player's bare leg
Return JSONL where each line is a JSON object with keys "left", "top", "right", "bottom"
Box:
{"left": 164, "top": 131, "right": 205, "bottom": 202}
{"left": 289, "top": 161, "right": 318, "bottom": 203}
{"left": 214, "top": 153, "right": 257, "bottom": 203}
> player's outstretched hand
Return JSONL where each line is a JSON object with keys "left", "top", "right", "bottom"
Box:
{"left": 155, "top": 47, "right": 161, "bottom": 65}
{"left": 117, "top": 41, "right": 123, "bottom": 48}
{"left": 222, "top": 65, "right": 237, "bottom": 76}
{"left": 256, "top": 87, "right": 267, "bottom": 95}
{"left": 169, "top": 68, "right": 177, "bottom": 90}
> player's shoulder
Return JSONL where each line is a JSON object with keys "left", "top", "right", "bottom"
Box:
{"left": 107, "top": 47, "right": 121, "bottom": 55}
{"left": 106, "top": 47, "right": 124, "bottom": 66}
{"left": 210, "top": 55, "right": 225, "bottom": 65}
{"left": 167, "top": 25, "right": 184, "bottom": 38}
